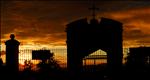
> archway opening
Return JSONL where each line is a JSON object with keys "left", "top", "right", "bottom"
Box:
{"left": 83, "top": 49, "right": 107, "bottom": 72}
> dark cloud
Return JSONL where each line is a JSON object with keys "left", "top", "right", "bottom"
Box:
{"left": 124, "top": 29, "right": 150, "bottom": 39}
{"left": 1, "top": 0, "right": 150, "bottom": 47}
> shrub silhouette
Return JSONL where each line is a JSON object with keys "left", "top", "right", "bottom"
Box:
{"left": 37, "top": 53, "right": 60, "bottom": 72}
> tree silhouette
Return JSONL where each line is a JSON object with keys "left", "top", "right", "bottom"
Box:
{"left": 36, "top": 52, "right": 60, "bottom": 80}
{"left": 24, "top": 60, "right": 33, "bottom": 71}
{"left": 37, "top": 52, "right": 60, "bottom": 72}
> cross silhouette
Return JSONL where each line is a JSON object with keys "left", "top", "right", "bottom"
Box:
{"left": 89, "top": 1, "right": 99, "bottom": 19}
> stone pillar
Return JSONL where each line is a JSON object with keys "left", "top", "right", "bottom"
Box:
{"left": 5, "top": 34, "right": 20, "bottom": 75}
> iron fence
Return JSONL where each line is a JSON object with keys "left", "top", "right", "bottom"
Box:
{"left": 18, "top": 48, "right": 129, "bottom": 71}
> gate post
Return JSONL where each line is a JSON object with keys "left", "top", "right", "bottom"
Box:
{"left": 5, "top": 34, "right": 20, "bottom": 77}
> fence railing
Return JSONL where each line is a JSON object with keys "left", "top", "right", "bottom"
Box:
{"left": 18, "top": 48, "right": 129, "bottom": 71}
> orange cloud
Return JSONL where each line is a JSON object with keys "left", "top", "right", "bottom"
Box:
{"left": 1, "top": 1, "right": 150, "bottom": 48}
{"left": 97, "top": 7, "right": 150, "bottom": 47}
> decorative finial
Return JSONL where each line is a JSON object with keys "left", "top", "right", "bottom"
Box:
{"left": 10, "top": 34, "right": 15, "bottom": 39}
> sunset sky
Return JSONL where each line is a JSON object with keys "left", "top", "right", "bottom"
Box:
{"left": 1, "top": 0, "right": 150, "bottom": 50}
{"left": 1, "top": 0, "right": 150, "bottom": 66}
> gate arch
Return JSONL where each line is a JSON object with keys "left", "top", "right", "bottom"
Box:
{"left": 66, "top": 18, "right": 123, "bottom": 74}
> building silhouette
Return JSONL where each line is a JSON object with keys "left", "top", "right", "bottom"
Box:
{"left": 126, "top": 47, "right": 150, "bottom": 71}
{"left": 66, "top": 17, "right": 123, "bottom": 74}
{"left": 5, "top": 34, "right": 20, "bottom": 75}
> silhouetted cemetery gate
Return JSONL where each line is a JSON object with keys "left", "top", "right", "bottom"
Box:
{"left": 18, "top": 47, "right": 149, "bottom": 71}
{"left": 18, "top": 48, "right": 111, "bottom": 71}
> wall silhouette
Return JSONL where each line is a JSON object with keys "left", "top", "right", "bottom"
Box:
{"left": 5, "top": 34, "right": 20, "bottom": 77}
{"left": 66, "top": 17, "right": 123, "bottom": 74}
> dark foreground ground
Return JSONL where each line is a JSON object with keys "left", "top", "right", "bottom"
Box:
{"left": 0, "top": 65, "right": 149, "bottom": 80}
